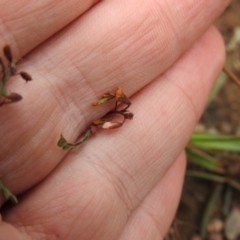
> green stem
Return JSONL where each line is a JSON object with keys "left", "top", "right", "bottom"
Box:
{"left": 58, "top": 128, "right": 93, "bottom": 150}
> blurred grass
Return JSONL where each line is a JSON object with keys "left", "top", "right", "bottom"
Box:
{"left": 174, "top": 65, "right": 240, "bottom": 239}
{"left": 189, "top": 132, "right": 240, "bottom": 151}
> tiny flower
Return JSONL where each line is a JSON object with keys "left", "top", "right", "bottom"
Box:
{"left": 20, "top": 71, "right": 32, "bottom": 82}
{"left": 121, "top": 111, "right": 134, "bottom": 120}
{"left": 115, "top": 87, "right": 131, "bottom": 105}
{"left": 58, "top": 87, "right": 133, "bottom": 150}
{"left": 102, "top": 121, "right": 122, "bottom": 129}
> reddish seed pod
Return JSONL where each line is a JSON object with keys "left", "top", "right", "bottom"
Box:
{"left": 6, "top": 92, "right": 22, "bottom": 102}
{"left": 20, "top": 71, "right": 32, "bottom": 81}
{"left": 122, "top": 111, "right": 134, "bottom": 120}
{"left": 3, "top": 45, "right": 13, "bottom": 62}
{"left": 102, "top": 121, "right": 122, "bottom": 129}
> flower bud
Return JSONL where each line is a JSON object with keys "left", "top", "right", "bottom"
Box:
{"left": 115, "top": 87, "right": 131, "bottom": 105}
{"left": 122, "top": 111, "right": 134, "bottom": 119}
{"left": 92, "top": 93, "right": 115, "bottom": 106}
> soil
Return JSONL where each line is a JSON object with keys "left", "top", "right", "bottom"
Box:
{"left": 167, "top": 1, "right": 240, "bottom": 239}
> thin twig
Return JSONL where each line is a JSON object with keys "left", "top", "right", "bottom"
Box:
{"left": 223, "top": 66, "right": 240, "bottom": 88}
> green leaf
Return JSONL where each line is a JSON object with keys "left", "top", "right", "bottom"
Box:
{"left": 187, "top": 170, "right": 225, "bottom": 183}
{"left": 186, "top": 148, "right": 224, "bottom": 173}
{"left": 189, "top": 132, "right": 240, "bottom": 151}
{"left": 228, "top": 179, "right": 240, "bottom": 191}
{"left": 187, "top": 170, "right": 240, "bottom": 191}
{"left": 57, "top": 134, "right": 70, "bottom": 149}
{"left": 58, "top": 129, "right": 93, "bottom": 150}
{"left": 0, "top": 180, "right": 18, "bottom": 204}
{"left": 200, "top": 185, "right": 223, "bottom": 238}
{"left": 92, "top": 94, "right": 115, "bottom": 106}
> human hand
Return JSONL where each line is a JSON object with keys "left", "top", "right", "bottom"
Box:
{"left": 0, "top": 0, "right": 229, "bottom": 239}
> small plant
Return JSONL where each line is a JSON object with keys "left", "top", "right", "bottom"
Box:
{"left": 0, "top": 44, "right": 32, "bottom": 204}
{"left": 58, "top": 87, "right": 134, "bottom": 150}
{"left": 0, "top": 44, "right": 32, "bottom": 106}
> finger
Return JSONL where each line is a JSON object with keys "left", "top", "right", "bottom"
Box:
{"left": 0, "top": 153, "right": 185, "bottom": 240}
{"left": 119, "top": 152, "right": 186, "bottom": 240}
{"left": 0, "top": 0, "right": 100, "bottom": 58}
{"left": 0, "top": 215, "right": 24, "bottom": 240}
{"left": 0, "top": 0, "right": 229, "bottom": 198}
{"left": 2, "top": 27, "right": 224, "bottom": 240}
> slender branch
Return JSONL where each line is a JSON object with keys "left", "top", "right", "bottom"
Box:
{"left": 223, "top": 66, "right": 240, "bottom": 88}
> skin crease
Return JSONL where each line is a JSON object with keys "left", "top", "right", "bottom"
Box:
{"left": 0, "top": 0, "right": 230, "bottom": 239}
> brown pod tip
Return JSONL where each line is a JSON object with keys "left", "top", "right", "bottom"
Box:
{"left": 3, "top": 45, "right": 13, "bottom": 62}
{"left": 122, "top": 111, "right": 134, "bottom": 120}
{"left": 20, "top": 71, "right": 32, "bottom": 81}
{"left": 6, "top": 92, "right": 22, "bottom": 102}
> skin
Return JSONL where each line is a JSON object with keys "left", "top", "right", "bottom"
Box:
{"left": 0, "top": 0, "right": 230, "bottom": 239}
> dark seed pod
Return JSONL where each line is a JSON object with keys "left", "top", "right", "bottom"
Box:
{"left": 122, "top": 111, "right": 134, "bottom": 120}
{"left": 6, "top": 92, "right": 22, "bottom": 102}
{"left": 20, "top": 71, "right": 32, "bottom": 81}
{"left": 3, "top": 45, "right": 13, "bottom": 62}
